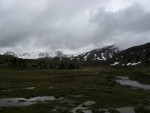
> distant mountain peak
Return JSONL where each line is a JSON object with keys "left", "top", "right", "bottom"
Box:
{"left": 71, "top": 45, "right": 120, "bottom": 63}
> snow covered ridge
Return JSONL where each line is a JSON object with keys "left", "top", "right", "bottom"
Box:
{"left": 1, "top": 43, "right": 150, "bottom": 65}
{"left": 1, "top": 45, "right": 120, "bottom": 61}
{"left": 73, "top": 45, "right": 120, "bottom": 62}
{"left": 2, "top": 51, "right": 73, "bottom": 59}
{"left": 81, "top": 52, "right": 107, "bottom": 61}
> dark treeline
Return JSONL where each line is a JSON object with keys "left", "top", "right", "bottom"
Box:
{"left": 10, "top": 57, "right": 80, "bottom": 70}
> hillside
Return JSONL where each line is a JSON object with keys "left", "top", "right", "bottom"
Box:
{"left": 110, "top": 43, "right": 150, "bottom": 66}
{"left": 71, "top": 45, "right": 119, "bottom": 65}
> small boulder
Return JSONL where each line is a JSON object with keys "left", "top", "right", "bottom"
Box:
{"left": 82, "top": 101, "right": 96, "bottom": 107}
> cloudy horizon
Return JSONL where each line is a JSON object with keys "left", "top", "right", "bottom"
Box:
{"left": 0, "top": 0, "right": 150, "bottom": 54}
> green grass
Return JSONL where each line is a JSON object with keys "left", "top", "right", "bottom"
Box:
{"left": 0, "top": 67, "right": 150, "bottom": 113}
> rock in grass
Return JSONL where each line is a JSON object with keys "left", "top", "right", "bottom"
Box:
{"left": 82, "top": 101, "right": 96, "bottom": 107}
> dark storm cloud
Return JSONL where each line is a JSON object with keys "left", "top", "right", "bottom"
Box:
{"left": 90, "top": 3, "right": 150, "bottom": 48}
{"left": 0, "top": 0, "right": 101, "bottom": 52}
{"left": 0, "top": 0, "right": 150, "bottom": 53}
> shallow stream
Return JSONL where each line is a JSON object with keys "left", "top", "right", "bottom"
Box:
{"left": 115, "top": 76, "right": 150, "bottom": 90}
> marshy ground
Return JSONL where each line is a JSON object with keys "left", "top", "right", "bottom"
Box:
{"left": 0, "top": 66, "right": 150, "bottom": 113}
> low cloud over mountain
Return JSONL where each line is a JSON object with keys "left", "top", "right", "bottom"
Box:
{"left": 0, "top": 0, "right": 150, "bottom": 54}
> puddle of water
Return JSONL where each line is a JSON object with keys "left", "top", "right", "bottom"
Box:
{"left": 0, "top": 96, "right": 55, "bottom": 107}
{"left": 99, "top": 107, "right": 135, "bottom": 113}
{"left": 23, "top": 87, "right": 35, "bottom": 90}
{"left": 117, "top": 107, "right": 135, "bottom": 113}
{"left": 115, "top": 76, "right": 150, "bottom": 90}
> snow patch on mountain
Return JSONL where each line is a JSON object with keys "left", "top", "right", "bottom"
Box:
{"left": 101, "top": 53, "right": 106, "bottom": 61}
{"left": 127, "top": 62, "right": 141, "bottom": 66}
{"left": 110, "top": 62, "right": 119, "bottom": 66}
{"left": 97, "top": 57, "right": 103, "bottom": 60}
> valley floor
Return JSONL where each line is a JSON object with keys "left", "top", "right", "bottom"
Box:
{"left": 0, "top": 66, "right": 150, "bottom": 113}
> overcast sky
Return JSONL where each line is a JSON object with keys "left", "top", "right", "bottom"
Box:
{"left": 0, "top": 0, "right": 150, "bottom": 54}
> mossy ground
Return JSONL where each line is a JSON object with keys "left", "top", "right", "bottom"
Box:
{"left": 0, "top": 66, "right": 150, "bottom": 113}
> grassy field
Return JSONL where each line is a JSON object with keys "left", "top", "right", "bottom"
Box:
{"left": 0, "top": 66, "right": 150, "bottom": 113}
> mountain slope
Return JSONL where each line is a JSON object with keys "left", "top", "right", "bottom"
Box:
{"left": 71, "top": 45, "right": 120, "bottom": 64}
{"left": 1, "top": 43, "right": 150, "bottom": 67}
{"left": 110, "top": 42, "right": 150, "bottom": 66}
